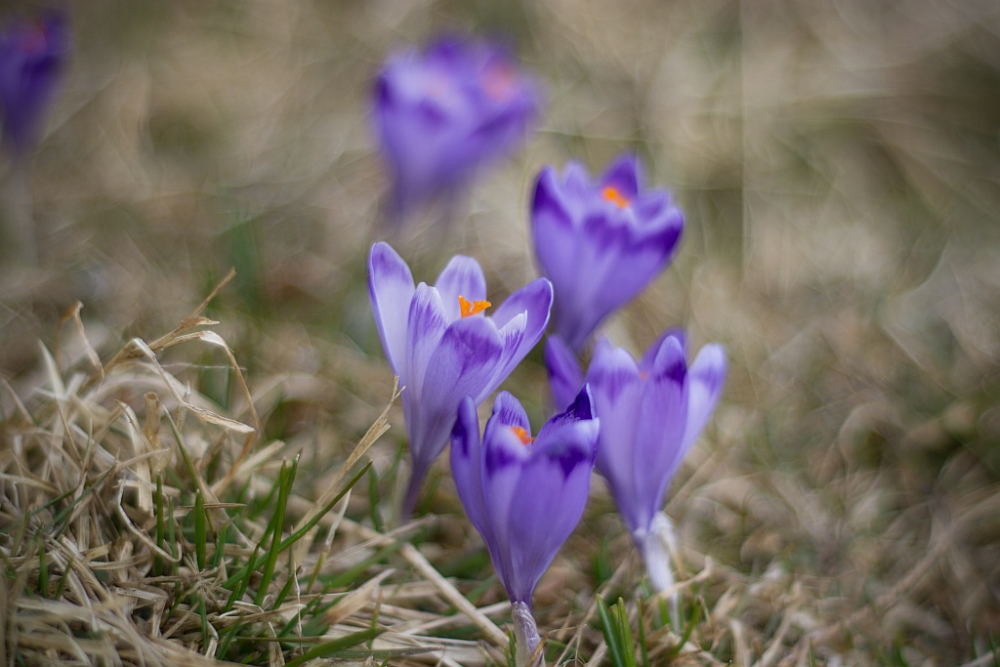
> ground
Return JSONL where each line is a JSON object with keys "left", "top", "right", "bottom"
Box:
{"left": 1, "top": 0, "right": 999, "bottom": 665}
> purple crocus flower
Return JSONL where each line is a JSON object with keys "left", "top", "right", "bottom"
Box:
{"left": 531, "top": 155, "right": 684, "bottom": 351}
{"left": 369, "top": 242, "right": 553, "bottom": 518}
{"left": 373, "top": 36, "right": 542, "bottom": 221}
{"left": 0, "top": 12, "right": 70, "bottom": 156}
{"left": 451, "top": 387, "right": 599, "bottom": 663}
{"left": 545, "top": 332, "right": 725, "bottom": 595}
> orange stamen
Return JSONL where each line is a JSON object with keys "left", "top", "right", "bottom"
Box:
{"left": 601, "top": 186, "right": 629, "bottom": 209}
{"left": 510, "top": 426, "right": 534, "bottom": 446}
{"left": 458, "top": 295, "right": 491, "bottom": 318}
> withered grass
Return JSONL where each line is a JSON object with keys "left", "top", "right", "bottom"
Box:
{"left": 2, "top": 0, "right": 1000, "bottom": 665}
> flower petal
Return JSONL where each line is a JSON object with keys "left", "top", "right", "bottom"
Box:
{"left": 639, "top": 328, "right": 686, "bottom": 374}
{"left": 404, "top": 283, "right": 449, "bottom": 403}
{"left": 587, "top": 339, "right": 644, "bottom": 522}
{"left": 682, "top": 344, "right": 727, "bottom": 451}
{"left": 411, "top": 315, "right": 503, "bottom": 468}
{"left": 599, "top": 154, "right": 642, "bottom": 200}
{"left": 544, "top": 335, "right": 584, "bottom": 413}
{"left": 504, "top": 409, "right": 597, "bottom": 603}
{"left": 531, "top": 168, "right": 578, "bottom": 301}
{"left": 450, "top": 396, "right": 492, "bottom": 542}
{"left": 368, "top": 242, "right": 415, "bottom": 375}
{"left": 435, "top": 255, "right": 487, "bottom": 321}
{"left": 481, "top": 397, "right": 532, "bottom": 598}
{"left": 485, "top": 278, "right": 553, "bottom": 395}
{"left": 630, "top": 335, "right": 689, "bottom": 534}
{"left": 485, "top": 390, "right": 531, "bottom": 433}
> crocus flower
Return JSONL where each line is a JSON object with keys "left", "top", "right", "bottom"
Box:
{"left": 451, "top": 388, "right": 599, "bottom": 665}
{"left": 373, "top": 36, "right": 541, "bottom": 221}
{"left": 531, "top": 155, "right": 684, "bottom": 351}
{"left": 545, "top": 332, "right": 725, "bottom": 593}
{"left": 0, "top": 12, "right": 70, "bottom": 156}
{"left": 369, "top": 242, "right": 553, "bottom": 518}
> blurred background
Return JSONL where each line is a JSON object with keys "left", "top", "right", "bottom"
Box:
{"left": 2, "top": 0, "right": 1000, "bottom": 664}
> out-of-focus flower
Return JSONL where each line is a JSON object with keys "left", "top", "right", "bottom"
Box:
{"left": 531, "top": 155, "right": 684, "bottom": 351}
{"left": 450, "top": 388, "right": 599, "bottom": 664}
{"left": 545, "top": 332, "right": 725, "bottom": 596}
{"left": 369, "top": 242, "right": 552, "bottom": 518}
{"left": 373, "top": 36, "right": 541, "bottom": 221}
{"left": 0, "top": 12, "right": 70, "bottom": 156}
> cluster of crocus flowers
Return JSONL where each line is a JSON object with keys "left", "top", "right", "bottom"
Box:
{"left": 368, "top": 35, "right": 726, "bottom": 662}
{"left": 546, "top": 332, "right": 726, "bottom": 600}
{"left": 451, "top": 388, "right": 599, "bottom": 666}
{"left": 0, "top": 12, "right": 69, "bottom": 157}
{"left": 373, "top": 36, "right": 541, "bottom": 223}
{"left": 531, "top": 155, "right": 684, "bottom": 351}
{"left": 368, "top": 242, "right": 553, "bottom": 518}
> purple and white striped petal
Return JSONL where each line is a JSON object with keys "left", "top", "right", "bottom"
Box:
{"left": 369, "top": 242, "right": 415, "bottom": 375}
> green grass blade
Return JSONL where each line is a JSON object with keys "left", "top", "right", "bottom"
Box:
{"left": 194, "top": 489, "right": 207, "bottom": 570}
{"left": 276, "top": 459, "right": 371, "bottom": 553}
{"left": 254, "top": 457, "right": 294, "bottom": 606}
{"left": 281, "top": 628, "right": 381, "bottom": 667}
{"left": 597, "top": 597, "right": 625, "bottom": 667}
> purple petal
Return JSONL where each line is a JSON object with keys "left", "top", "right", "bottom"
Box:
{"left": 480, "top": 402, "right": 532, "bottom": 598}
{"left": 599, "top": 154, "right": 642, "bottom": 200}
{"left": 639, "top": 328, "right": 686, "bottom": 373}
{"left": 450, "top": 397, "right": 492, "bottom": 541}
{"left": 410, "top": 315, "right": 503, "bottom": 468}
{"left": 629, "top": 335, "right": 689, "bottom": 534}
{"left": 682, "top": 344, "right": 727, "bottom": 451}
{"left": 536, "top": 384, "right": 595, "bottom": 442}
{"left": 531, "top": 168, "right": 577, "bottom": 300}
{"left": 503, "top": 416, "right": 597, "bottom": 603}
{"left": 435, "top": 255, "right": 487, "bottom": 321}
{"left": 486, "top": 391, "right": 531, "bottom": 431}
{"left": 0, "top": 12, "right": 70, "bottom": 154}
{"left": 586, "top": 340, "right": 644, "bottom": 528}
{"left": 404, "top": 283, "right": 449, "bottom": 401}
{"left": 368, "top": 243, "right": 415, "bottom": 375}
{"left": 485, "top": 278, "right": 553, "bottom": 396}
{"left": 544, "top": 335, "right": 583, "bottom": 412}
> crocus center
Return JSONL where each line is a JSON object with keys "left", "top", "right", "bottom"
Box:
{"left": 601, "top": 186, "right": 630, "bottom": 209}
{"left": 482, "top": 62, "right": 516, "bottom": 101}
{"left": 510, "top": 426, "right": 534, "bottom": 445}
{"left": 17, "top": 24, "right": 49, "bottom": 53}
{"left": 458, "top": 295, "right": 491, "bottom": 318}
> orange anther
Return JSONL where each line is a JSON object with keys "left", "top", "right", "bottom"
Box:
{"left": 510, "top": 426, "right": 534, "bottom": 445}
{"left": 601, "top": 186, "right": 629, "bottom": 209}
{"left": 458, "top": 295, "right": 491, "bottom": 318}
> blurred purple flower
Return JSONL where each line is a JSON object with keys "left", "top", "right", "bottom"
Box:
{"left": 368, "top": 242, "right": 553, "bottom": 518}
{"left": 0, "top": 12, "right": 70, "bottom": 156}
{"left": 450, "top": 387, "right": 598, "bottom": 661}
{"left": 531, "top": 155, "right": 684, "bottom": 351}
{"left": 373, "top": 36, "right": 542, "bottom": 221}
{"left": 545, "top": 332, "right": 725, "bottom": 536}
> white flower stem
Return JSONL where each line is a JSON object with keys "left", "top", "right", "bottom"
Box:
{"left": 637, "top": 511, "right": 681, "bottom": 632}
{"left": 512, "top": 601, "right": 543, "bottom": 667}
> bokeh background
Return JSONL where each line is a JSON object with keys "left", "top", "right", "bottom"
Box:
{"left": 2, "top": 0, "right": 1000, "bottom": 665}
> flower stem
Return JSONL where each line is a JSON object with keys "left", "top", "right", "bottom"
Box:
{"left": 512, "top": 601, "right": 542, "bottom": 667}
{"left": 638, "top": 511, "right": 680, "bottom": 631}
